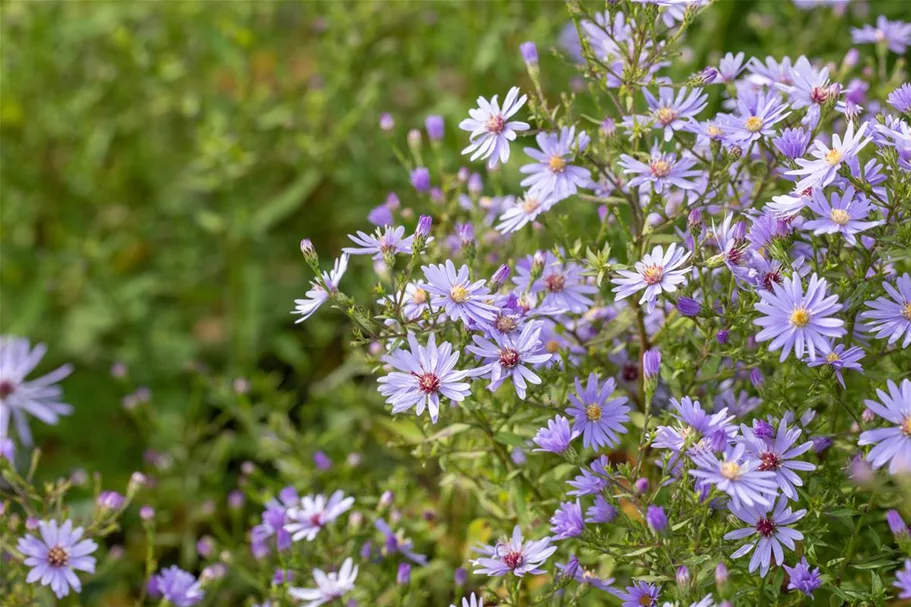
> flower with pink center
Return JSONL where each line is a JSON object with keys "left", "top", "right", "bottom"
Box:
{"left": 724, "top": 498, "right": 806, "bottom": 577}
{"left": 472, "top": 525, "right": 556, "bottom": 577}
{"left": 612, "top": 243, "right": 692, "bottom": 313}
{"left": 467, "top": 320, "right": 552, "bottom": 400}
{"left": 284, "top": 490, "right": 354, "bottom": 542}
{"left": 459, "top": 87, "right": 529, "bottom": 168}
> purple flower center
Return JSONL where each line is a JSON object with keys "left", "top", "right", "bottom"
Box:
{"left": 503, "top": 550, "right": 524, "bottom": 569}
{"left": 810, "top": 86, "right": 829, "bottom": 104}
{"left": 416, "top": 372, "right": 441, "bottom": 394}
{"left": 546, "top": 273, "right": 566, "bottom": 292}
{"left": 485, "top": 114, "right": 506, "bottom": 134}
{"left": 762, "top": 271, "right": 783, "bottom": 291}
{"left": 656, "top": 107, "right": 678, "bottom": 125}
{"left": 642, "top": 264, "right": 665, "bottom": 285}
{"left": 756, "top": 518, "right": 776, "bottom": 537}
{"left": 726, "top": 247, "right": 746, "bottom": 266}
{"left": 758, "top": 451, "right": 782, "bottom": 471}
{"left": 499, "top": 348, "right": 521, "bottom": 369}
{"left": 495, "top": 315, "right": 517, "bottom": 333}
{"left": 47, "top": 545, "right": 69, "bottom": 568}
{"left": 0, "top": 380, "right": 14, "bottom": 399}
{"left": 622, "top": 364, "right": 639, "bottom": 382}
{"left": 310, "top": 513, "right": 323, "bottom": 526}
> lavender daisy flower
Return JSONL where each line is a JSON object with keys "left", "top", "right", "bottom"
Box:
{"left": 459, "top": 87, "right": 529, "bottom": 168}
{"left": 550, "top": 500, "right": 585, "bottom": 539}
{"left": 555, "top": 556, "right": 615, "bottom": 590}
{"left": 860, "top": 273, "right": 911, "bottom": 348}
{"left": 251, "top": 487, "right": 297, "bottom": 558}
{"left": 766, "top": 193, "right": 809, "bottom": 218}
{"left": 719, "top": 90, "right": 790, "bottom": 144}
{"left": 773, "top": 127, "right": 812, "bottom": 159}
{"left": 718, "top": 51, "right": 746, "bottom": 82}
{"left": 618, "top": 147, "right": 702, "bottom": 194}
{"left": 787, "top": 121, "right": 872, "bottom": 192}
{"left": 467, "top": 321, "right": 551, "bottom": 400}
{"left": 399, "top": 282, "right": 432, "bottom": 320}
{"left": 533, "top": 415, "right": 577, "bottom": 453}
{"left": 567, "top": 455, "right": 611, "bottom": 496}
{"left": 747, "top": 55, "right": 794, "bottom": 88}
{"left": 343, "top": 225, "right": 415, "bottom": 260}
{"left": 17, "top": 519, "right": 97, "bottom": 599}
{"left": 472, "top": 526, "right": 556, "bottom": 577}
{"left": 895, "top": 560, "right": 911, "bottom": 599}
{"left": 148, "top": 566, "right": 204, "bottom": 607}
{"left": 519, "top": 126, "right": 592, "bottom": 200}
{"left": 513, "top": 253, "right": 598, "bottom": 314}
{"left": 690, "top": 443, "right": 779, "bottom": 508}
{"left": 888, "top": 83, "right": 911, "bottom": 113}
{"left": 803, "top": 186, "right": 881, "bottom": 246}
{"left": 293, "top": 254, "right": 349, "bottom": 322}
{"left": 778, "top": 56, "right": 833, "bottom": 128}
{"left": 784, "top": 557, "right": 822, "bottom": 597}
{"left": 851, "top": 16, "right": 911, "bottom": 54}
{"left": 711, "top": 214, "right": 752, "bottom": 281}
{"left": 858, "top": 379, "right": 911, "bottom": 474}
{"left": 654, "top": 396, "right": 736, "bottom": 454}
{"left": 377, "top": 333, "right": 475, "bottom": 423}
{"left": 285, "top": 490, "right": 354, "bottom": 542}
{"left": 612, "top": 243, "right": 692, "bottom": 313}
{"left": 566, "top": 374, "right": 630, "bottom": 450}
{"left": 806, "top": 341, "right": 864, "bottom": 387}
{"left": 422, "top": 260, "right": 498, "bottom": 326}
{"left": 451, "top": 593, "right": 483, "bottom": 607}
{"left": 375, "top": 518, "right": 428, "bottom": 565}
{"left": 738, "top": 420, "right": 815, "bottom": 501}
{"left": 617, "top": 581, "right": 661, "bottom": 607}
{"left": 724, "top": 498, "right": 806, "bottom": 577}
{"left": 496, "top": 192, "right": 560, "bottom": 234}
{"left": 0, "top": 337, "right": 73, "bottom": 446}
{"left": 289, "top": 558, "right": 358, "bottom": 607}
{"left": 644, "top": 86, "right": 708, "bottom": 142}
{"left": 753, "top": 273, "right": 845, "bottom": 362}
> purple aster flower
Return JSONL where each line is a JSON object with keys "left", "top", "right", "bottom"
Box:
{"left": 719, "top": 89, "right": 790, "bottom": 144}
{"left": 398, "top": 282, "right": 433, "bottom": 321}
{"left": 520, "top": 126, "right": 592, "bottom": 201}
{"left": 858, "top": 379, "right": 911, "bottom": 474}
{"left": 0, "top": 337, "right": 73, "bottom": 447}
{"left": 647, "top": 505, "right": 668, "bottom": 532}
{"left": 725, "top": 498, "right": 806, "bottom": 577}
{"left": 529, "top": 255, "right": 598, "bottom": 314}
{"left": 148, "top": 566, "right": 204, "bottom": 607}
{"left": 753, "top": 273, "right": 845, "bottom": 362}
{"left": 293, "top": 254, "right": 348, "bottom": 323}
{"left": 787, "top": 121, "right": 872, "bottom": 192}
{"left": 96, "top": 491, "right": 125, "bottom": 511}
{"left": 378, "top": 333, "right": 475, "bottom": 423}
{"left": 367, "top": 204, "right": 394, "bottom": 227}
{"left": 888, "top": 83, "right": 911, "bottom": 113}
{"left": 861, "top": 273, "right": 911, "bottom": 348}
{"left": 618, "top": 147, "right": 702, "bottom": 194}
{"left": 289, "top": 558, "right": 358, "bottom": 607}
{"left": 567, "top": 455, "right": 611, "bottom": 496}
{"left": 778, "top": 56, "right": 834, "bottom": 128}
{"left": 375, "top": 518, "right": 428, "bottom": 565}
{"left": 533, "top": 415, "right": 577, "bottom": 453}
{"left": 566, "top": 374, "right": 630, "bottom": 450}
{"left": 738, "top": 420, "right": 815, "bottom": 501}
{"left": 654, "top": 396, "right": 736, "bottom": 455}
{"left": 806, "top": 341, "right": 864, "bottom": 387}
{"left": 717, "top": 51, "right": 745, "bottom": 82}
{"left": 285, "top": 490, "right": 354, "bottom": 542}
{"left": 690, "top": 443, "right": 779, "bottom": 508}
{"left": 772, "top": 127, "right": 811, "bottom": 159}
{"left": 612, "top": 243, "right": 692, "bottom": 313}
{"left": 851, "top": 16, "right": 911, "bottom": 54}
{"left": 459, "top": 87, "right": 529, "bottom": 168}
{"left": 587, "top": 495, "right": 618, "bottom": 523}
{"left": 711, "top": 214, "right": 752, "bottom": 282}
{"left": 343, "top": 226, "right": 415, "bottom": 260}
{"left": 746, "top": 56, "right": 794, "bottom": 87}
{"left": 617, "top": 581, "right": 661, "bottom": 607}
{"left": 17, "top": 519, "right": 97, "bottom": 599}
{"left": 555, "top": 556, "right": 615, "bottom": 590}
{"left": 550, "top": 500, "right": 585, "bottom": 539}
{"left": 803, "top": 186, "right": 881, "bottom": 246}
{"left": 644, "top": 86, "right": 708, "bottom": 142}
{"left": 784, "top": 557, "right": 822, "bottom": 597}
{"left": 422, "top": 261, "right": 498, "bottom": 326}
{"left": 895, "top": 560, "right": 911, "bottom": 599}
{"left": 472, "top": 525, "right": 556, "bottom": 577}
{"left": 496, "top": 192, "right": 560, "bottom": 234}
{"left": 467, "top": 321, "right": 551, "bottom": 399}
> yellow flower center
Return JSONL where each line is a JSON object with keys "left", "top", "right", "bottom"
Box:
{"left": 903, "top": 302, "right": 911, "bottom": 321}
{"left": 522, "top": 197, "right": 540, "bottom": 213}
{"left": 546, "top": 340, "right": 560, "bottom": 353}
{"left": 642, "top": 264, "right": 665, "bottom": 285}
{"left": 650, "top": 159, "right": 671, "bottom": 178}
{"left": 826, "top": 351, "right": 840, "bottom": 363}
{"left": 825, "top": 148, "right": 843, "bottom": 166}
{"left": 720, "top": 461, "right": 741, "bottom": 480}
{"left": 412, "top": 288, "right": 427, "bottom": 304}
{"left": 790, "top": 307, "right": 811, "bottom": 328}
{"left": 903, "top": 416, "right": 911, "bottom": 437}
{"left": 450, "top": 285, "right": 469, "bottom": 303}
{"left": 829, "top": 208, "right": 850, "bottom": 225}
{"left": 549, "top": 155, "right": 567, "bottom": 173}
{"left": 586, "top": 404, "right": 602, "bottom": 421}
{"left": 707, "top": 125, "right": 723, "bottom": 137}
{"left": 656, "top": 107, "right": 678, "bottom": 125}
{"left": 745, "top": 116, "right": 763, "bottom": 132}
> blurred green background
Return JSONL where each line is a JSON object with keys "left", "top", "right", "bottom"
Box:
{"left": 1, "top": 0, "right": 906, "bottom": 481}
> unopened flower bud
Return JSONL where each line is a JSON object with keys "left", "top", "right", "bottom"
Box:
{"left": 379, "top": 490, "right": 394, "bottom": 508}
{"left": 490, "top": 264, "right": 511, "bottom": 291}
{"left": 520, "top": 41, "right": 538, "bottom": 67}
{"left": 454, "top": 568, "right": 468, "bottom": 586}
{"left": 410, "top": 167, "right": 430, "bottom": 193}
{"left": 677, "top": 296, "right": 702, "bottom": 317}
{"left": 468, "top": 173, "right": 483, "bottom": 196}
{"left": 425, "top": 115, "right": 444, "bottom": 142}
{"left": 458, "top": 223, "right": 475, "bottom": 248}
{"left": 140, "top": 506, "right": 155, "bottom": 521}
{"left": 676, "top": 565, "right": 691, "bottom": 587}
{"left": 715, "top": 562, "right": 728, "bottom": 587}
{"left": 396, "top": 563, "right": 412, "bottom": 585}
{"left": 313, "top": 451, "right": 332, "bottom": 471}
{"left": 379, "top": 113, "right": 394, "bottom": 131}
{"left": 97, "top": 491, "right": 125, "bottom": 511}
{"left": 716, "top": 329, "right": 729, "bottom": 344}
{"left": 601, "top": 117, "right": 616, "bottom": 136}
{"left": 634, "top": 477, "right": 649, "bottom": 494}
{"left": 643, "top": 348, "right": 661, "bottom": 380}
{"left": 407, "top": 128, "right": 423, "bottom": 151}
{"left": 887, "top": 510, "right": 909, "bottom": 537}
{"left": 646, "top": 505, "right": 667, "bottom": 533}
